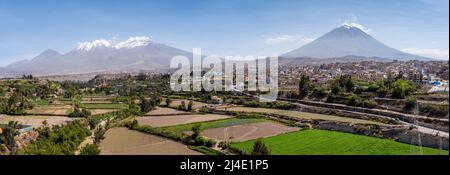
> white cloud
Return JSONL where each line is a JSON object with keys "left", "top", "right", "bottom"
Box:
{"left": 263, "top": 35, "right": 315, "bottom": 45}
{"left": 77, "top": 36, "right": 152, "bottom": 51}
{"left": 338, "top": 14, "right": 372, "bottom": 34}
{"left": 402, "top": 48, "right": 449, "bottom": 59}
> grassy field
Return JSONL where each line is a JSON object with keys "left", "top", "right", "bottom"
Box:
{"left": 224, "top": 107, "right": 388, "bottom": 125}
{"left": 81, "top": 103, "right": 128, "bottom": 109}
{"left": 230, "top": 129, "right": 448, "bottom": 155}
{"left": 163, "top": 118, "right": 268, "bottom": 133}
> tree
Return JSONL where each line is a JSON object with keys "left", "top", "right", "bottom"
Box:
{"left": 344, "top": 75, "right": 354, "bottom": 92}
{"left": 251, "top": 139, "right": 271, "bottom": 155}
{"left": 187, "top": 100, "right": 193, "bottom": 111}
{"left": 191, "top": 124, "right": 202, "bottom": 140}
{"left": 392, "top": 79, "right": 417, "bottom": 99}
{"left": 165, "top": 97, "right": 172, "bottom": 107}
{"left": 298, "top": 75, "right": 312, "bottom": 99}
{"left": 79, "top": 144, "right": 100, "bottom": 155}
{"left": 178, "top": 101, "right": 186, "bottom": 111}
{"left": 376, "top": 86, "right": 389, "bottom": 98}
{"left": 140, "top": 98, "right": 154, "bottom": 113}
{"left": 330, "top": 82, "right": 341, "bottom": 95}
{"left": 332, "top": 75, "right": 354, "bottom": 93}
{"left": 0, "top": 121, "right": 20, "bottom": 154}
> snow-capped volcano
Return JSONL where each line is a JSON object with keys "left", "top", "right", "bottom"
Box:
{"left": 1, "top": 36, "right": 192, "bottom": 76}
{"left": 115, "top": 36, "right": 152, "bottom": 49}
{"left": 77, "top": 39, "right": 113, "bottom": 51}
{"left": 76, "top": 36, "right": 152, "bottom": 51}
{"left": 281, "top": 25, "right": 432, "bottom": 61}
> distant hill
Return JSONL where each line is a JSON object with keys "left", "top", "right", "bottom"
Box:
{"left": 281, "top": 24, "right": 433, "bottom": 61}
{"left": 1, "top": 37, "right": 192, "bottom": 77}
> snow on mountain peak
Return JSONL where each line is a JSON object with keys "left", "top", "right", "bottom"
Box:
{"left": 77, "top": 39, "right": 113, "bottom": 51}
{"left": 76, "top": 36, "right": 152, "bottom": 51}
{"left": 115, "top": 36, "right": 151, "bottom": 49}
{"left": 340, "top": 22, "right": 371, "bottom": 34}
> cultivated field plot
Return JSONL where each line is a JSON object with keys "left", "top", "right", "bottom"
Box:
{"left": 26, "top": 104, "right": 72, "bottom": 115}
{"left": 99, "top": 127, "right": 202, "bottom": 155}
{"left": 81, "top": 96, "right": 114, "bottom": 103}
{"left": 81, "top": 103, "right": 128, "bottom": 109}
{"left": 165, "top": 118, "right": 268, "bottom": 133}
{"left": 230, "top": 129, "right": 447, "bottom": 155}
{"left": 224, "top": 107, "right": 387, "bottom": 125}
{"left": 170, "top": 100, "right": 208, "bottom": 109}
{"left": 0, "top": 114, "right": 75, "bottom": 127}
{"left": 90, "top": 109, "right": 118, "bottom": 115}
{"left": 201, "top": 122, "right": 299, "bottom": 142}
{"left": 137, "top": 114, "right": 231, "bottom": 127}
{"left": 80, "top": 100, "right": 113, "bottom": 104}
{"left": 145, "top": 107, "right": 189, "bottom": 116}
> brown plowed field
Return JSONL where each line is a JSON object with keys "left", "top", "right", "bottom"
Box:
{"left": 99, "top": 127, "right": 202, "bottom": 155}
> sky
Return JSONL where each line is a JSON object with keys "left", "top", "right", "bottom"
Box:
{"left": 0, "top": 0, "right": 448, "bottom": 66}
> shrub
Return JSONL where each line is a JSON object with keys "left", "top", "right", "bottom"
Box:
{"left": 419, "top": 104, "right": 449, "bottom": 118}
{"left": 79, "top": 144, "right": 100, "bottom": 155}
{"left": 199, "top": 107, "right": 211, "bottom": 113}
{"left": 367, "top": 84, "right": 379, "bottom": 92}
{"left": 311, "top": 86, "right": 328, "bottom": 98}
{"left": 326, "top": 94, "right": 336, "bottom": 103}
{"left": 361, "top": 99, "right": 377, "bottom": 108}
{"left": 376, "top": 86, "right": 389, "bottom": 98}
{"left": 250, "top": 139, "right": 271, "bottom": 155}
{"left": 404, "top": 96, "right": 417, "bottom": 110}
{"left": 94, "top": 127, "right": 106, "bottom": 144}
{"left": 218, "top": 141, "right": 230, "bottom": 150}
{"left": 68, "top": 107, "right": 91, "bottom": 118}
{"left": 347, "top": 94, "right": 361, "bottom": 106}
{"left": 243, "top": 100, "right": 259, "bottom": 107}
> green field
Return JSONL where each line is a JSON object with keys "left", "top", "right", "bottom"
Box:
{"left": 163, "top": 118, "right": 267, "bottom": 133}
{"left": 230, "top": 129, "right": 448, "bottom": 155}
{"left": 81, "top": 103, "right": 128, "bottom": 109}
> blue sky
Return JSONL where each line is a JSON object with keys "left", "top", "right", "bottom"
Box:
{"left": 0, "top": 0, "right": 448, "bottom": 66}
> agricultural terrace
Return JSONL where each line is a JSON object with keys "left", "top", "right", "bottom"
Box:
{"left": 223, "top": 106, "right": 388, "bottom": 125}
{"left": 201, "top": 122, "right": 300, "bottom": 142}
{"left": 136, "top": 114, "right": 231, "bottom": 127}
{"left": 230, "top": 129, "right": 448, "bottom": 155}
{"left": 145, "top": 107, "right": 189, "bottom": 116}
{"left": 163, "top": 118, "right": 268, "bottom": 133}
{"left": 26, "top": 104, "right": 72, "bottom": 115}
{"left": 0, "top": 114, "right": 74, "bottom": 127}
{"left": 99, "top": 127, "right": 202, "bottom": 155}
{"left": 169, "top": 100, "right": 208, "bottom": 109}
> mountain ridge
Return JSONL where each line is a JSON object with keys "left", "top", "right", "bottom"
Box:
{"left": 1, "top": 37, "right": 193, "bottom": 76}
